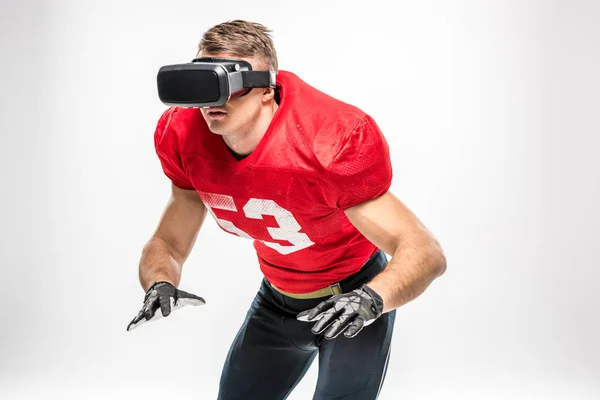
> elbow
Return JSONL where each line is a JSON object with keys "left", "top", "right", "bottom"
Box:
{"left": 435, "top": 252, "right": 447, "bottom": 277}
{"left": 430, "top": 240, "right": 447, "bottom": 278}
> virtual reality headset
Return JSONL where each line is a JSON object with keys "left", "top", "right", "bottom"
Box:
{"left": 157, "top": 57, "right": 276, "bottom": 108}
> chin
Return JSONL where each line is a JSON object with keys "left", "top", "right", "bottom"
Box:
{"left": 203, "top": 117, "right": 225, "bottom": 135}
{"left": 207, "top": 125, "right": 225, "bottom": 135}
{"left": 209, "top": 122, "right": 236, "bottom": 136}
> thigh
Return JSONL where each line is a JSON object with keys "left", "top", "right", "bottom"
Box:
{"left": 313, "top": 310, "right": 396, "bottom": 400}
{"left": 218, "top": 286, "right": 318, "bottom": 400}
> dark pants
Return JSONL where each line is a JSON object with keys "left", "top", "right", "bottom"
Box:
{"left": 218, "top": 250, "right": 396, "bottom": 400}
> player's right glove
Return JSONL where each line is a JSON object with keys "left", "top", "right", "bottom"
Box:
{"left": 126, "top": 281, "right": 205, "bottom": 331}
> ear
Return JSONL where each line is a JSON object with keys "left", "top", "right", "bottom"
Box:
{"left": 261, "top": 87, "right": 276, "bottom": 103}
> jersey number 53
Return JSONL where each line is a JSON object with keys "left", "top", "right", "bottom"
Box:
{"left": 198, "top": 192, "right": 315, "bottom": 255}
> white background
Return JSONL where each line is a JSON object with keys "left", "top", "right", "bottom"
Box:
{"left": 1, "top": 0, "right": 599, "bottom": 399}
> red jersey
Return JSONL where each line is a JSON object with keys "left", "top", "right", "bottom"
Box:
{"left": 154, "top": 70, "right": 392, "bottom": 293}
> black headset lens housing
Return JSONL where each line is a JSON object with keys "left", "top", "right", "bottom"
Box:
{"left": 157, "top": 57, "right": 276, "bottom": 108}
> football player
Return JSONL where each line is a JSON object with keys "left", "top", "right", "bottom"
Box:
{"left": 127, "top": 19, "right": 446, "bottom": 400}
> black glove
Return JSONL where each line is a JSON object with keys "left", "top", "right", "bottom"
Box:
{"left": 296, "top": 284, "right": 384, "bottom": 340}
{"left": 127, "top": 281, "right": 205, "bottom": 331}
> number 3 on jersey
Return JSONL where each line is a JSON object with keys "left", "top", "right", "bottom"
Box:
{"left": 198, "top": 192, "right": 315, "bottom": 255}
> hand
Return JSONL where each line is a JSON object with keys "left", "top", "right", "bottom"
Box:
{"left": 297, "top": 284, "right": 384, "bottom": 340}
{"left": 127, "top": 281, "right": 205, "bottom": 331}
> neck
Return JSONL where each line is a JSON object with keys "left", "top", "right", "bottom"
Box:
{"left": 223, "top": 102, "right": 279, "bottom": 156}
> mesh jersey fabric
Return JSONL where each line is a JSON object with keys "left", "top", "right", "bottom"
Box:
{"left": 153, "top": 70, "right": 393, "bottom": 293}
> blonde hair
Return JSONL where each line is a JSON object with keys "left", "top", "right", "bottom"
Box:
{"left": 198, "top": 20, "right": 278, "bottom": 71}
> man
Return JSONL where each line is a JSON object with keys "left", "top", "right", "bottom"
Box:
{"left": 127, "top": 20, "right": 446, "bottom": 400}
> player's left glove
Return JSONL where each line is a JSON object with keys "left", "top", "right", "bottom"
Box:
{"left": 296, "top": 284, "right": 384, "bottom": 340}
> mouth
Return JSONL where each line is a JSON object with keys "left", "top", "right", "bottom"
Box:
{"left": 206, "top": 108, "right": 228, "bottom": 119}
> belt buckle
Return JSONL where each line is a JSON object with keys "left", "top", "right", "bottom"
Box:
{"left": 329, "top": 283, "right": 342, "bottom": 296}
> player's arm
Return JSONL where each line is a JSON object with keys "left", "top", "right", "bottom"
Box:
{"left": 127, "top": 183, "right": 207, "bottom": 331}
{"left": 297, "top": 192, "right": 446, "bottom": 339}
{"left": 344, "top": 191, "right": 447, "bottom": 313}
{"left": 139, "top": 183, "right": 208, "bottom": 291}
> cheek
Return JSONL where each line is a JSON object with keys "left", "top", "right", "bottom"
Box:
{"left": 230, "top": 97, "right": 260, "bottom": 121}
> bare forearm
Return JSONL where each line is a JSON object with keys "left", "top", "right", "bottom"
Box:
{"left": 367, "top": 239, "right": 446, "bottom": 313}
{"left": 139, "top": 236, "right": 184, "bottom": 291}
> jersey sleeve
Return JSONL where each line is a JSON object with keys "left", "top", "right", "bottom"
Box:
{"left": 325, "top": 114, "right": 393, "bottom": 209}
{"left": 153, "top": 108, "right": 194, "bottom": 190}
